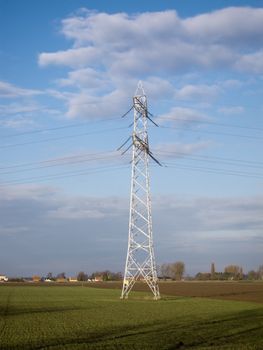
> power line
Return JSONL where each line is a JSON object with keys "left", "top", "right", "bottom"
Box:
{"left": 0, "top": 150, "right": 117, "bottom": 170}
{"left": 163, "top": 162, "right": 263, "bottom": 179}
{"left": 159, "top": 125, "right": 263, "bottom": 141}
{"left": 0, "top": 164, "right": 129, "bottom": 186}
{"left": 0, "top": 153, "right": 124, "bottom": 175}
{"left": 155, "top": 150, "right": 263, "bottom": 169}
{"left": 2, "top": 107, "right": 134, "bottom": 139}
{"left": 158, "top": 115, "right": 263, "bottom": 132}
{"left": 0, "top": 126, "right": 130, "bottom": 149}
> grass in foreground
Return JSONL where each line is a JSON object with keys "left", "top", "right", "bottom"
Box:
{"left": 0, "top": 286, "right": 263, "bottom": 349}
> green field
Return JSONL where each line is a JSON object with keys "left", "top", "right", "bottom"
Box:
{"left": 0, "top": 285, "right": 263, "bottom": 350}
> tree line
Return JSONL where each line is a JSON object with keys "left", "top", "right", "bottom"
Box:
{"left": 195, "top": 263, "right": 263, "bottom": 281}
{"left": 5, "top": 262, "right": 263, "bottom": 282}
{"left": 158, "top": 262, "right": 263, "bottom": 281}
{"left": 44, "top": 271, "right": 123, "bottom": 281}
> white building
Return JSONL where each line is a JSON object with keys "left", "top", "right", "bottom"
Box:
{"left": 0, "top": 275, "right": 8, "bottom": 282}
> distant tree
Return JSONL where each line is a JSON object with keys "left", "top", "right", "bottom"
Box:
{"left": 213, "top": 272, "right": 226, "bottom": 281}
{"left": 90, "top": 270, "right": 122, "bottom": 281}
{"left": 248, "top": 270, "right": 258, "bottom": 280}
{"left": 8, "top": 277, "right": 24, "bottom": 282}
{"left": 160, "top": 264, "right": 171, "bottom": 279}
{"left": 170, "top": 261, "right": 185, "bottom": 280}
{"left": 46, "top": 272, "right": 53, "bottom": 280}
{"left": 224, "top": 265, "right": 243, "bottom": 280}
{"left": 56, "top": 272, "right": 66, "bottom": 279}
{"left": 110, "top": 272, "right": 122, "bottom": 281}
{"left": 77, "top": 271, "right": 88, "bottom": 282}
{"left": 258, "top": 265, "right": 263, "bottom": 280}
{"left": 195, "top": 272, "right": 211, "bottom": 281}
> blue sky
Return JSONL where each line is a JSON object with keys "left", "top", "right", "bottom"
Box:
{"left": 0, "top": 0, "right": 263, "bottom": 277}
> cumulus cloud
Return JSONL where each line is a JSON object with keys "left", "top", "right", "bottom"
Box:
{"left": 65, "top": 87, "right": 132, "bottom": 119}
{"left": 36, "top": 7, "right": 263, "bottom": 120}
{"left": 57, "top": 68, "right": 110, "bottom": 89}
{"left": 184, "top": 7, "right": 263, "bottom": 47}
{"left": 39, "top": 7, "right": 263, "bottom": 74}
{"left": 39, "top": 47, "right": 102, "bottom": 68}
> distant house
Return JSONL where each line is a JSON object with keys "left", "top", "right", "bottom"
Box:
{"left": 94, "top": 275, "right": 103, "bottom": 282}
{"left": 32, "top": 275, "right": 41, "bottom": 282}
{"left": 69, "top": 277, "right": 78, "bottom": 283}
{"left": 0, "top": 275, "right": 8, "bottom": 282}
{"left": 56, "top": 278, "right": 68, "bottom": 283}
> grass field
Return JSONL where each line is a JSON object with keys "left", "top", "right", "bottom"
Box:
{"left": 0, "top": 284, "right": 263, "bottom": 350}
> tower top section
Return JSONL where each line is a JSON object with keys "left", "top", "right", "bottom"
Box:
{"left": 135, "top": 80, "right": 145, "bottom": 97}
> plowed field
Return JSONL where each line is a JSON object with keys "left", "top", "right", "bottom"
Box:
{"left": 84, "top": 281, "right": 263, "bottom": 303}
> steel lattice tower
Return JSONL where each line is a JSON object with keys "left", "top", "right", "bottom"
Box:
{"left": 121, "top": 82, "right": 160, "bottom": 300}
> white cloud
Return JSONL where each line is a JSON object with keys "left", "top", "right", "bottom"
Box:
{"left": 39, "top": 7, "right": 263, "bottom": 75}
{"left": 220, "top": 79, "right": 243, "bottom": 88}
{"left": 57, "top": 68, "right": 110, "bottom": 89}
{"left": 153, "top": 141, "right": 211, "bottom": 159}
{"left": 218, "top": 106, "right": 244, "bottom": 115}
{"left": 0, "top": 184, "right": 59, "bottom": 201}
{"left": 0, "top": 116, "right": 36, "bottom": 129}
{"left": 153, "top": 195, "right": 263, "bottom": 237}
{"left": 0, "top": 101, "right": 61, "bottom": 129}
{"left": 0, "top": 102, "right": 42, "bottom": 116}
{"left": 184, "top": 7, "right": 263, "bottom": 47}
{"left": 65, "top": 87, "right": 131, "bottom": 119}
{"left": 36, "top": 7, "right": 263, "bottom": 120}
{"left": 235, "top": 50, "right": 263, "bottom": 74}
{"left": 141, "top": 77, "right": 175, "bottom": 100}
{"left": 0, "top": 81, "right": 41, "bottom": 98}
{"left": 39, "top": 47, "right": 102, "bottom": 68}
{"left": 156, "top": 107, "right": 210, "bottom": 125}
{"left": 175, "top": 84, "right": 221, "bottom": 101}
{"left": 194, "top": 196, "right": 263, "bottom": 231}
{"left": 1, "top": 185, "right": 262, "bottom": 238}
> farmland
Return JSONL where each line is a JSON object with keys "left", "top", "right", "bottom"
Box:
{"left": 85, "top": 281, "right": 263, "bottom": 304}
{"left": 0, "top": 283, "right": 263, "bottom": 349}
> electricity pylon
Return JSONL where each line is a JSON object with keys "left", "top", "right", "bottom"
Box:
{"left": 121, "top": 82, "right": 160, "bottom": 300}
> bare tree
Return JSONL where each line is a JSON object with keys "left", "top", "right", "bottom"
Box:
{"left": 248, "top": 270, "right": 259, "bottom": 280}
{"left": 170, "top": 261, "right": 185, "bottom": 281}
{"left": 224, "top": 265, "right": 243, "bottom": 279}
{"left": 77, "top": 271, "right": 88, "bottom": 282}
{"left": 46, "top": 272, "right": 53, "bottom": 280}
{"left": 160, "top": 263, "right": 171, "bottom": 279}
{"left": 56, "top": 272, "right": 66, "bottom": 279}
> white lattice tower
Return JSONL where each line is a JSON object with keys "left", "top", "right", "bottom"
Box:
{"left": 121, "top": 82, "right": 160, "bottom": 300}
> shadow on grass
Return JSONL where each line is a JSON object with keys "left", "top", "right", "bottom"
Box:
{"left": 0, "top": 301, "right": 108, "bottom": 318}
{"left": 0, "top": 305, "right": 89, "bottom": 317}
{"left": 1, "top": 307, "right": 262, "bottom": 350}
